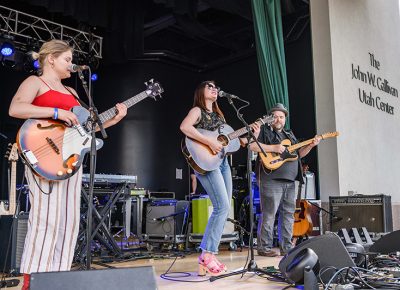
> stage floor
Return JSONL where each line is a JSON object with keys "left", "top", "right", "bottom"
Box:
{"left": 3, "top": 247, "right": 293, "bottom": 289}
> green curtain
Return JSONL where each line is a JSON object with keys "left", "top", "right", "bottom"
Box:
{"left": 251, "top": 0, "right": 290, "bottom": 125}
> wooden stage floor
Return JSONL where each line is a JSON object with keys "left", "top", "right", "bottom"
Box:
{"left": 2, "top": 247, "right": 295, "bottom": 290}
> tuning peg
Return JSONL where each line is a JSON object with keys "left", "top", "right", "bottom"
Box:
{"left": 144, "top": 81, "right": 148, "bottom": 86}
{"left": 149, "top": 79, "right": 154, "bottom": 83}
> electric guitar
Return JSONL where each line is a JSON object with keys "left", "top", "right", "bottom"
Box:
{"left": 259, "top": 131, "right": 339, "bottom": 171}
{"left": 17, "top": 79, "right": 163, "bottom": 181}
{"left": 0, "top": 143, "right": 18, "bottom": 216}
{"left": 182, "top": 115, "right": 274, "bottom": 174}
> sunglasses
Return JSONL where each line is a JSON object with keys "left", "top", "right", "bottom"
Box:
{"left": 205, "top": 83, "right": 220, "bottom": 91}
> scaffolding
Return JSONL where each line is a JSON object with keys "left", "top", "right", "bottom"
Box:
{"left": 0, "top": 5, "right": 102, "bottom": 59}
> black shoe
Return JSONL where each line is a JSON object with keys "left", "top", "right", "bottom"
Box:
{"left": 257, "top": 249, "right": 278, "bottom": 257}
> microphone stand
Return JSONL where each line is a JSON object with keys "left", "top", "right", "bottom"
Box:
{"left": 77, "top": 70, "right": 107, "bottom": 270}
{"left": 210, "top": 96, "right": 279, "bottom": 282}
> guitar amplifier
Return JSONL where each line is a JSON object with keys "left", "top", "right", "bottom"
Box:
{"left": 145, "top": 200, "right": 189, "bottom": 237}
{"left": 329, "top": 195, "right": 392, "bottom": 233}
{"left": 0, "top": 213, "right": 29, "bottom": 273}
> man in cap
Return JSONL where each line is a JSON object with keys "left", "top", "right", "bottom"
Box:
{"left": 249, "top": 103, "right": 321, "bottom": 257}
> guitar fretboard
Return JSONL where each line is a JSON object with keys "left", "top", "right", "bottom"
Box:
{"left": 227, "top": 117, "right": 273, "bottom": 140}
{"left": 288, "top": 132, "right": 338, "bottom": 152}
{"left": 98, "top": 91, "right": 149, "bottom": 123}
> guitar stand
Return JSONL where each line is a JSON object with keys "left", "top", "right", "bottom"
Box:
{"left": 75, "top": 182, "right": 129, "bottom": 264}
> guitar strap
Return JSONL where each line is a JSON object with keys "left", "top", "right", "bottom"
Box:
{"left": 64, "top": 86, "right": 90, "bottom": 110}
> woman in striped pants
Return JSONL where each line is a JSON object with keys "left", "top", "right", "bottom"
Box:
{"left": 9, "top": 39, "right": 127, "bottom": 289}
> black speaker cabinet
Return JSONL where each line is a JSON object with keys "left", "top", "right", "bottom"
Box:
{"left": 30, "top": 266, "right": 157, "bottom": 290}
{"left": 145, "top": 200, "right": 189, "bottom": 236}
{"left": 279, "top": 233, "right": 355, "bottom": 283}
{"left": 329, "top": 195, "right": 392, "bottom": 233}
{"left": 0, "top": 213, "right": 29, "bottom": 273}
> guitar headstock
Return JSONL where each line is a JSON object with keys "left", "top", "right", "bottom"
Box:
{"left": 258, "top": 114, "right": 275, "bottom": 126}
{"left": 321, "top": 131, "right": 339, "bottom": 139}
{"left": 145, "top": 79, "right": 164, "bottom": 100}
{"left": 4, "top": 143, "right": 19, "bottom": 162}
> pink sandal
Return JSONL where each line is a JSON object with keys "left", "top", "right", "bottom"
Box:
{"left": 198, "top": 254, "right": 225, "bottom": 276}
{"left": 198, "top": 255, "right": 227, "bottom": 272}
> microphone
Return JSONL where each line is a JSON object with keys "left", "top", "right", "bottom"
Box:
{"left": 218, "top": 90, "right": 239, "bottom": 99}
{"left": 68, "top": 64, "right": 89, "bottom": 72}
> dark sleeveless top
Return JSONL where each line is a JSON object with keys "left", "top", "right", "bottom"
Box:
{"left": 195, "top": 108, "right": 225, "bottom": 131}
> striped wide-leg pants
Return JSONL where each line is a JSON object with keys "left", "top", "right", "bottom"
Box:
{"left": 20, "top": 167, "right": 82, "bottom": 274}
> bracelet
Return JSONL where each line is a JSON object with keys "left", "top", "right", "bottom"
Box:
{"left": 53, "top": 108, "right": 58, "bottom": 120}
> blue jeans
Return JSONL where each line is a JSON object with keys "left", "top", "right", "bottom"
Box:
{"left": 195, "top": 157, "right": 232, "bottom": 254}
{"left": 257, "top": 178, "right": 296, "bottom": 253}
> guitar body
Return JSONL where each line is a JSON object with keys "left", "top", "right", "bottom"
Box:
{"left": 182, "top": 125, "right": 240, "bottom": 174}
{"left": 17, "top": 106, "right": 103, "bottom": 181}
{"left": 16, "top": 79, "right": 163, "bottom": 181}
{"left": 259, "top": 139, "right": 298, "bottom": 170}
{"left": 293, "top": 199, "right": 313, "bottom": 237}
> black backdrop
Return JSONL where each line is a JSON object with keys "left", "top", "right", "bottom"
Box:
{"left": 0, "top": 27, "right": 316, "bottom": 201}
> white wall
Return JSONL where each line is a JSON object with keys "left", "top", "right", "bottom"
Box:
{"left": 311, "top": 0, "right": 400, "bottom": 203}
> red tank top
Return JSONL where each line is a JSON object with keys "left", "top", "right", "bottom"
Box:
{"left": 32, "top": 78, "right": 80, "bottom": 111}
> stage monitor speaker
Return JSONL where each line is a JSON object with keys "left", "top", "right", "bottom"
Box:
{"left": 0, "top": 213, "right": 29, "bottom": 273}
{"left": 30, "top": 266, "right": 157, "bottom": 290}
{"left": 329, "top": 195, "right": 392, "bottom": 233}
{"left": 279, "top": 233, "right": 355, "bottom": 283}
{"left": 369, "top": 230, "right": 400, "bottom": 254}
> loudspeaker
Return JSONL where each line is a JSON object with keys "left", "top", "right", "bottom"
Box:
{"left": 329, "top": 195, "right": 392, "bottom": 233}
{"left": 30, "top": 266, "right": 157, "bottom": 290}
{"left": 279, "top": 233, "right": 355, "bottom": 283}
{"left": 145, "top": 200, "right": 189, "bottom": 236}
{"left": 0, "top": 213, "right": 29, "bottom": 273}
{"left": 369, "top": 230, "right": 400, "bottom": 254}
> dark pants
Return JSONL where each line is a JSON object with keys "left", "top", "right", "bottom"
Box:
{"left": 257, "top": 178, "right": 296, "bottom": 253}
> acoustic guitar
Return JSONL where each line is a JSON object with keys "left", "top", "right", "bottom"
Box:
{"left": 17, "top": 79, "right": 163, "bottom": 181}
{"left": 0, "top": 143, "right": 18, "bottom": 216}
{"left": 292, "top": 177, "right": 313, "bottom": 237}
{"left": 182, "top": 115, "right": 274, "bottom": 174}
{"left": 259, "top": 131, "right": 339, "bottom": 171}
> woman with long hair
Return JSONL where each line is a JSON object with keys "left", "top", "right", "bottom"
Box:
{"left": 180, "top": 81, "right": 259, "bottom": 276}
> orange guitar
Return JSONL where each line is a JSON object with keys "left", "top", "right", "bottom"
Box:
{"left": 259, "top": 131, "right": 339, "bottom": 171}
{"left": 293, "top": 166, "right": 313, "bottom": 237}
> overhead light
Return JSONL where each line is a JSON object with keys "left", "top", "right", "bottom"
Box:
{"left": 1, "top": 41, "right": 15, "bottom": 57}
{"left": 0, "top": 35, "right": 15, "bottom": 57}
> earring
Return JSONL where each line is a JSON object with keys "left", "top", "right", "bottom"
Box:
{"left": 50, "top": 62, "right": 54, "bottom": 68}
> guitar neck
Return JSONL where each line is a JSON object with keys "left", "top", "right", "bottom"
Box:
{"left": 288, "top": 132, "right": 338, "bottom": 152}
{"left": 288, "top": 137, "right": 317, "bottom": 152}
{"left": 227, "top": 119, "right": 266, "bottom": 140}
{"left": 98, "top": 91, "right": 148, "bottom": 123}
{"left": 9, "top": 162, "right": 16, "bottom": 214}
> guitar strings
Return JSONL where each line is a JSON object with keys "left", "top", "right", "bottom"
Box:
{"left": 28, "top": 91, "right": 154, "bottom": 157}
{"left": 27, "top": 125, "right": 89, "bottom": 159}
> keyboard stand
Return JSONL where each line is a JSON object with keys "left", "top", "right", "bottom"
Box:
{"left": 75, "top": 182, "right": 129, "bottom": 263}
